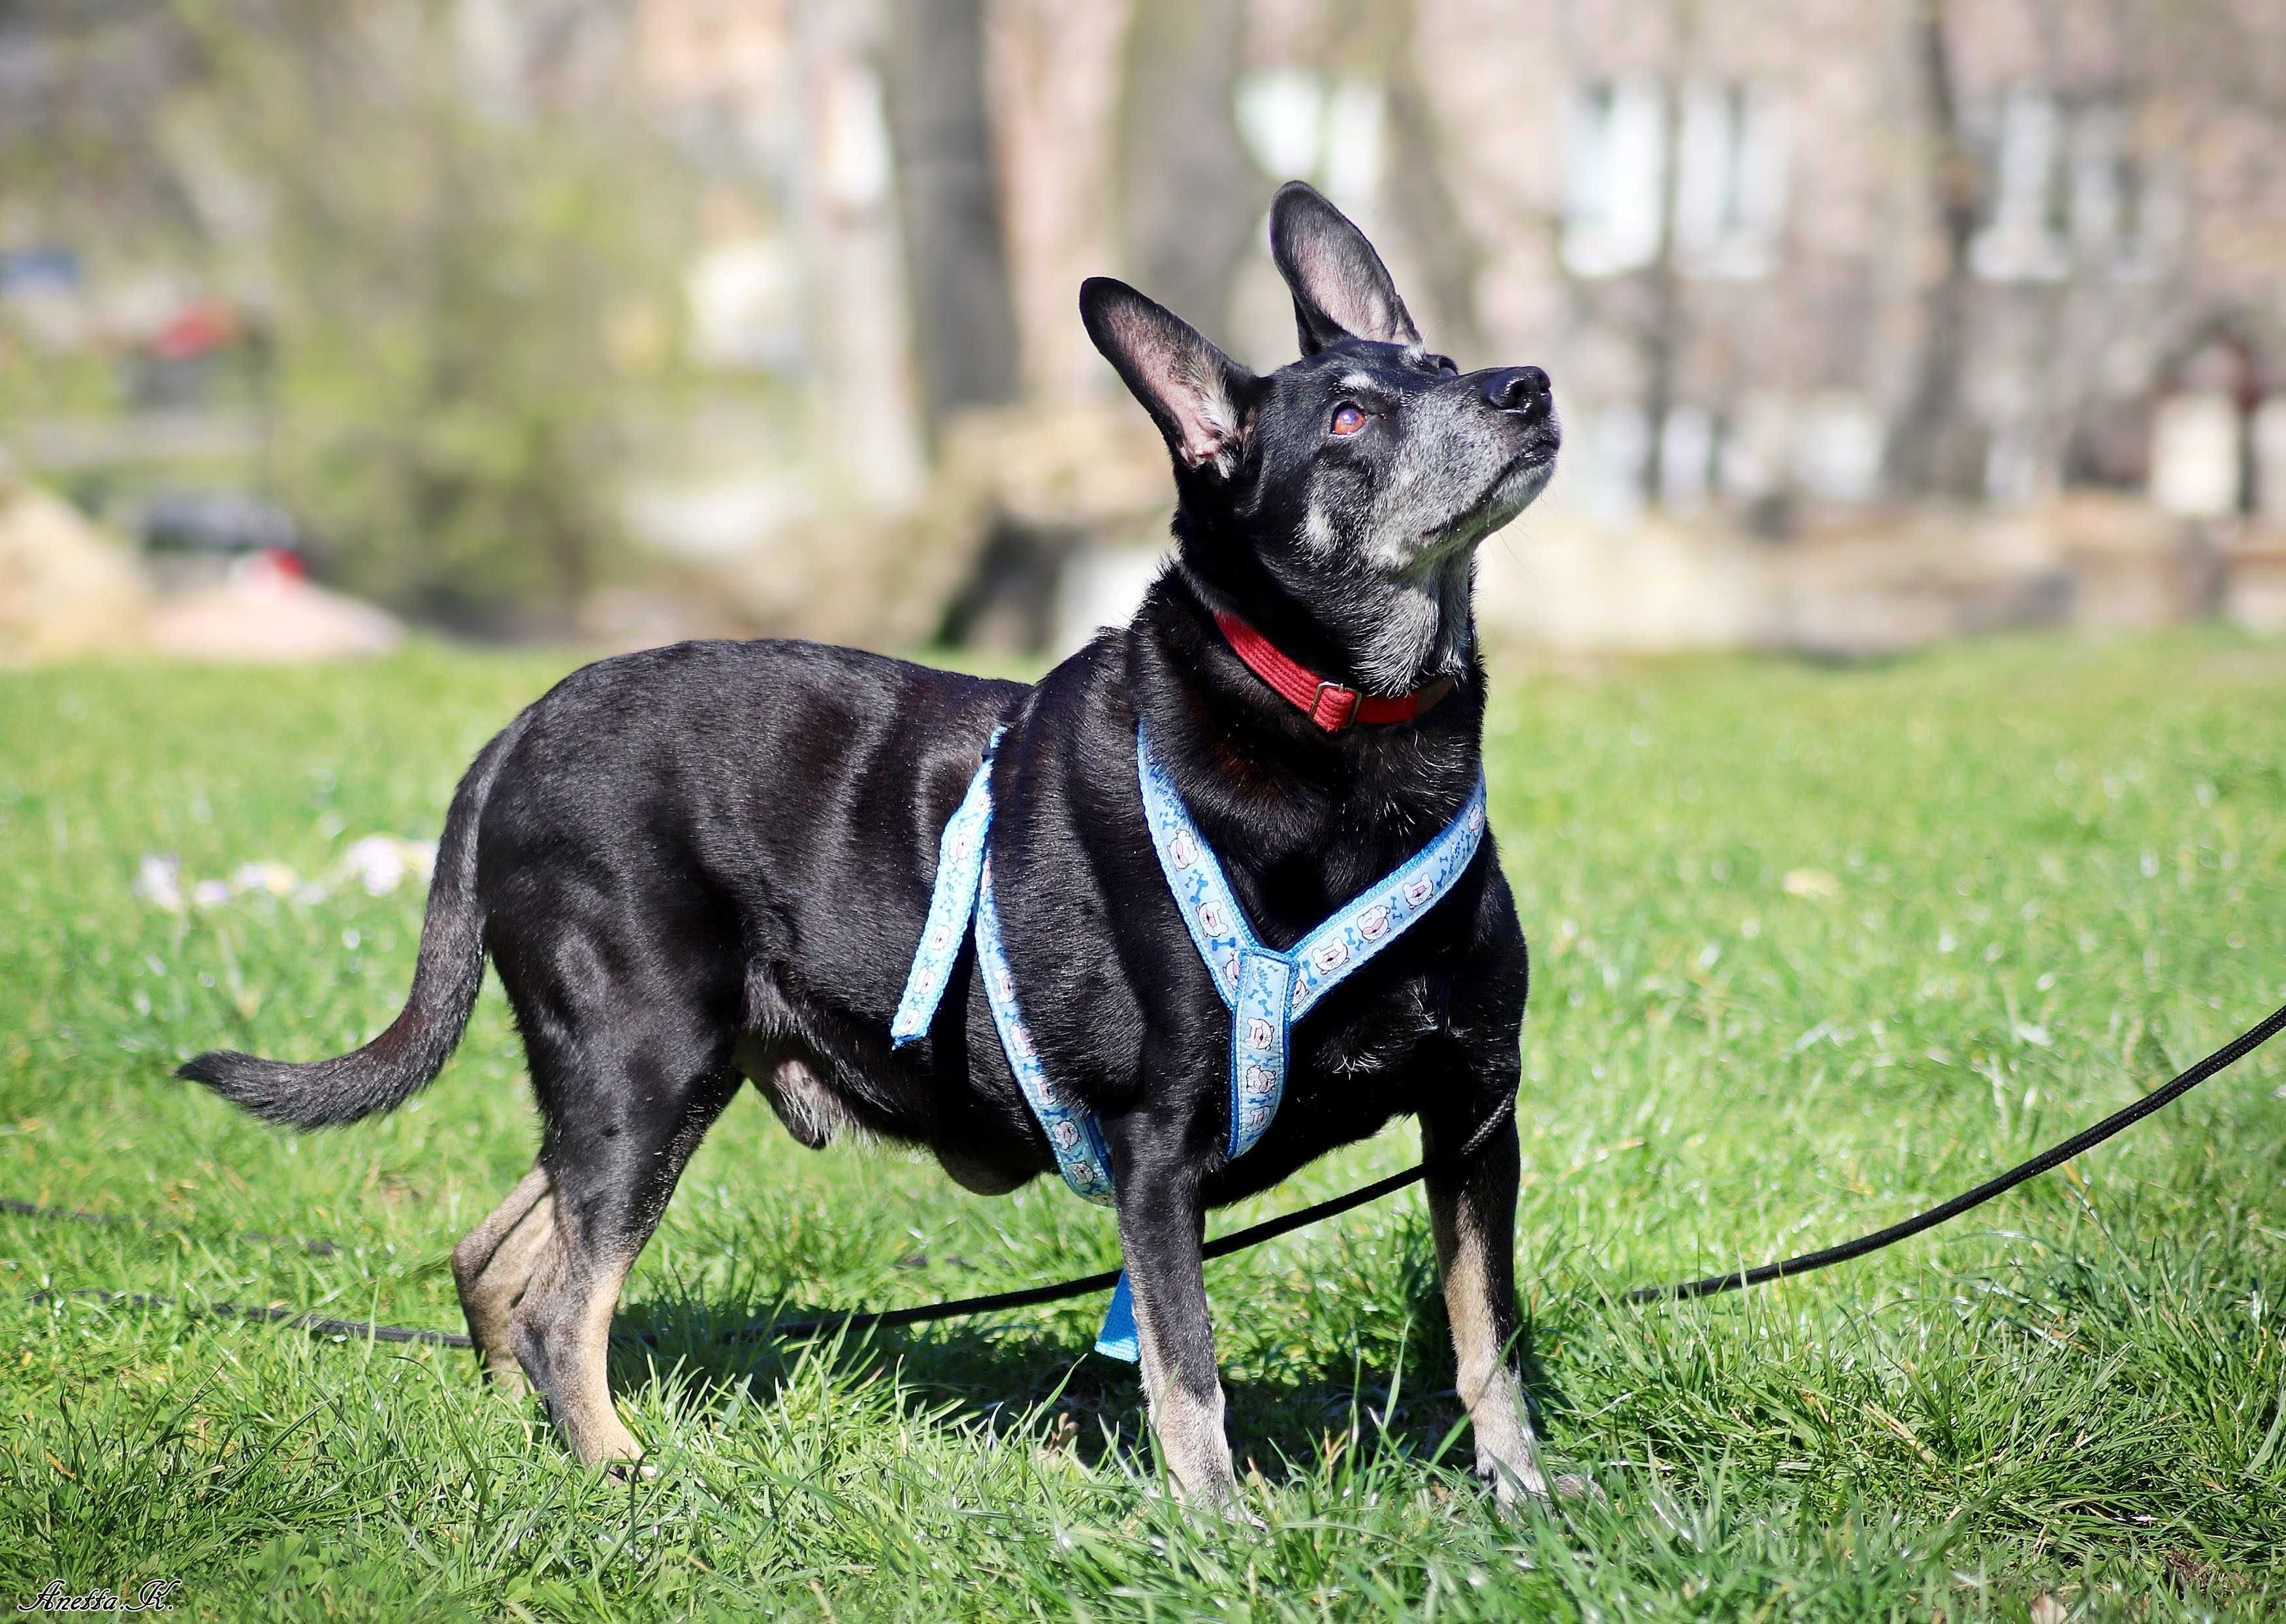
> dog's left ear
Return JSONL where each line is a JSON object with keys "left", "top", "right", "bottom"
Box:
{"left": 1080, "top": 276, "right": 1257, "bottom": 475}
{"left": 1270, "top": 180, "right": 1421, "bottom": 355}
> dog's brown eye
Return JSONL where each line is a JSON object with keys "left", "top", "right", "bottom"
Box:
{"left": 1330, "top": 403, "right": 1367, "bottom": 436}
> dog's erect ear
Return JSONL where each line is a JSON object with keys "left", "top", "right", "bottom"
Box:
{"left": 1080, "top": 276, "right": 1256, "bottom": 474}
{"left": 1269, "top": 180, "right": 1421, "bottom": 355}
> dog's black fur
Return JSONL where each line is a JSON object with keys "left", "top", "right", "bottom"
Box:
{"left": 182, "top": 182, "right": 1562, "bottom": 1508}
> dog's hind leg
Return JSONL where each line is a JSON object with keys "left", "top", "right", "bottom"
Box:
{"left": 508, "top": 1038, "right": 743, "bottom": 1471}
{"left": 451, "top": 1162, "right": 553, "bottom": 1394}
{"left": 1425, "top": 1106, "right": 1552, "bottom": 1508}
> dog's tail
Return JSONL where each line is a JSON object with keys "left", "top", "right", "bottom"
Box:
{"left": 178, "top": 714, "right": 528, "bottom": 1130}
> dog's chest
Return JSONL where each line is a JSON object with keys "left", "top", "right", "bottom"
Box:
{"left": 1194, "top": 993, "right": 1445, "bottom": 1202}
{"left": 1296, "top": 964, "right": 1445, "bottom": 1075}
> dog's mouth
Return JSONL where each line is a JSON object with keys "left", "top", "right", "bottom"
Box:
{"left": 1496, "top": 436, "right": 1560, "bottom": 482}
{"left": 1411, "top": 440, "right": 1559, "bottom": 560}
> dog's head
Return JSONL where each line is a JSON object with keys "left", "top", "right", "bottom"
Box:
{"left": 1083, "top": 181, "right": 1558, "bottom": 690}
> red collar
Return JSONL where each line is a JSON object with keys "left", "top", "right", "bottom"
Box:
{"left": 1212, "top": 610, "right": 1456, "bottom": 731}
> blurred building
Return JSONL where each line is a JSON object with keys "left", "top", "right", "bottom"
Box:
{"left": 1434, "top": 1, "right": 2283, "bottom": 528}
{"left": 956, "top": 1, "right": 2286, "bottom": 525}
{"left": 620, "top": 0, "right": 2286, "bottom": 650}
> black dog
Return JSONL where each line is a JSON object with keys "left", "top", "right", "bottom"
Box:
{"left": 183, "top": 182, "right": 1562, "bottom": 1512}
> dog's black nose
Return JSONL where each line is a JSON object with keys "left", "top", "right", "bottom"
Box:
{"left": 1483, "top": 366, "right": 1551, "bottom": 421}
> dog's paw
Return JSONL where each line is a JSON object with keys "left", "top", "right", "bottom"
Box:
{"left": 1551, "top": 1471, "right": 1605, "bottom": 1508}
{"left": 1169, "top": 1482, "right": 1264, "bottom": 1529}
{"left": 1478, "top": 1461, "right": 1552, "bottom": 1512}
{"left": 1479, "top": 1458, "right": 1607, "bottom": 1516}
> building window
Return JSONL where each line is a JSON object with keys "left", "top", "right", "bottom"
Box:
{"left": 1792, "top": 394, "right": 1884, "bottom": 502}
{"left": 1235, "top": 69, "right": 1387, "bottom": 214}
{"left": 1564, "top": 78, "right": 1786, "bottom": 279}
{"left": 1674, "top": 82, "right": 1789, "bottom": 278}
{"left": 1563, "top": 78, "right": 1668, "bottom": 277}
{"left": 1579, "top": 400, "right": 1652, "bottom": 521}
{"left": 1971, "top": 89, "right": 2156, "bottom": 281}
{"left": 2150, "top": 393, "right": 2242, "bottom": 517}
{"left": 2256, "top": 396, "right": 2286, "bottom": 524}
{"left": 1658, "top": 404, "right": 1716, "bottom": 508}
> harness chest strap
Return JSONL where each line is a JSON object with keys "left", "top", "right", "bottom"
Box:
{"left": 891, "top": 720, "right": 1489, "bottom": 1361}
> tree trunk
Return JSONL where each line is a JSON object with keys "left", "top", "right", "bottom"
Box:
{"left": 1639, "top": 73, "right": 1688, "bottom": 507}
{"left": 1384, "top": 5, "right": 1485, "bottom": 361}
{"left": 1886, "top": 0, "right": 1985, "bottom": 498}
{"left": 1114, "top": 0, "right": 1259, "bottom": 343}
{"left": 883, "top": 0, "right": 1022, "bottom": 430}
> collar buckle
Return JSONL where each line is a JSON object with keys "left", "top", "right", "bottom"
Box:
{"left": 1308, "top": 680, "right": 1361, "bottom": 731}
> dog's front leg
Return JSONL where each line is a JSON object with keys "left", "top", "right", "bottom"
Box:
{"left": 1425, "top": 1106, "right": 1552, "bottom": 1508}
{"left": 1108, "top": 1131, "right": 1240, "bottom": 1512}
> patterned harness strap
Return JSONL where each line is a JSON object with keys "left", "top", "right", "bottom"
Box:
{"left": 890, "top": 727, "right": 1116, "bottom": 1207}
{"left": 890, "top": 718, "right": 1490, "bottom": 1361}
{"left": 1135, "top": 721, "right": 1489, "bottom": 1162}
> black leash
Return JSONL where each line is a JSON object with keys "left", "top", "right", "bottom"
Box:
{"left": 16, "top": 1000, "right": 2284, "bottom": 1349}
{"left": 1626, "top": 995, "right": 2286, "bottom": 1303}
{"left": 27, "top": 1288, "right": 474, "bottom": 1348}
{"left": 22, "top": 1164, "right": 1434, "bottom": 1354}
{"left": 0, "top": 1196, "right": 340, "bottom": 1256}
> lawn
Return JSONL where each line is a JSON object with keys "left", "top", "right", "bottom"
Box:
{"left": 2, "top": 630, "right": 2283, "bottom": 1622}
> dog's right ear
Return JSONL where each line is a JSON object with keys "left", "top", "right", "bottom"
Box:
{"left": 1080, "top": 277, "right": 1256, "bottom": 477}
{"left": 1270, "top": 180, "right": 1421, "bottom": 355}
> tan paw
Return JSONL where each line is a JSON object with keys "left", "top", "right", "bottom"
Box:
{"left": 1552, "top": 1471, "right": 1605, "bottom": 1507}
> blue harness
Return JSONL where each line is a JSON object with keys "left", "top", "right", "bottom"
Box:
{"left": 891, "top": 720, "right": 1488, "bottom": 1360}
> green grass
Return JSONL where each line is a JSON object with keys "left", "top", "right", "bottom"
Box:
{"left": 3, "top": 630, "right": 2283, "bottom": 1621}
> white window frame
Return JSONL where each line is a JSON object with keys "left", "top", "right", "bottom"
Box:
{"left": 1674, "top": 82, "right": 1788, "bottom": 279}
{"left": 1972, "top": 88, "right": 2160, "bottom": 281}
{"left": 1235, "top": 69, "right": 1387, "bottom": 215}
{"left": 1562, "top": 78, "right": 1669, "bottom": 278}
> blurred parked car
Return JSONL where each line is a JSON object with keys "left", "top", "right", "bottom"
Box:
{"left": 138, "top": 489, "right": 312, "bottom": 592}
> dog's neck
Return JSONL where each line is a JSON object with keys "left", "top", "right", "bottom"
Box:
{"left": 1167, "top": 532, "right": 1478, "bottom": 701}
{"left": 1289, "top": 553, "right": 1478, "bottom": 697}
{"left": 1138, "top": 562, "right": 1485, "bottom": 761}
{"left": 1125, "top": 559, "right": 1486, "bottom": 919}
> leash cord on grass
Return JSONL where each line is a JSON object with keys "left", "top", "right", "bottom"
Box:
{"left": 16, "top": 998, "right": 2285, "bottom": 1349}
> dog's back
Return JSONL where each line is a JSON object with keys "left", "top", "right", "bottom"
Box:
{"left": 185, "top": 637, "right": 1023, "bottom": 1134}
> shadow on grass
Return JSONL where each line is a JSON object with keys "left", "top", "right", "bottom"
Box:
{"left": 604, "top": 1262, "right": 1582, "bottom": 1488}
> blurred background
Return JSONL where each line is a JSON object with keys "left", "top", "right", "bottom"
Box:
{"left": 1, "top": 0, "right": 2282, "bottom": 667}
